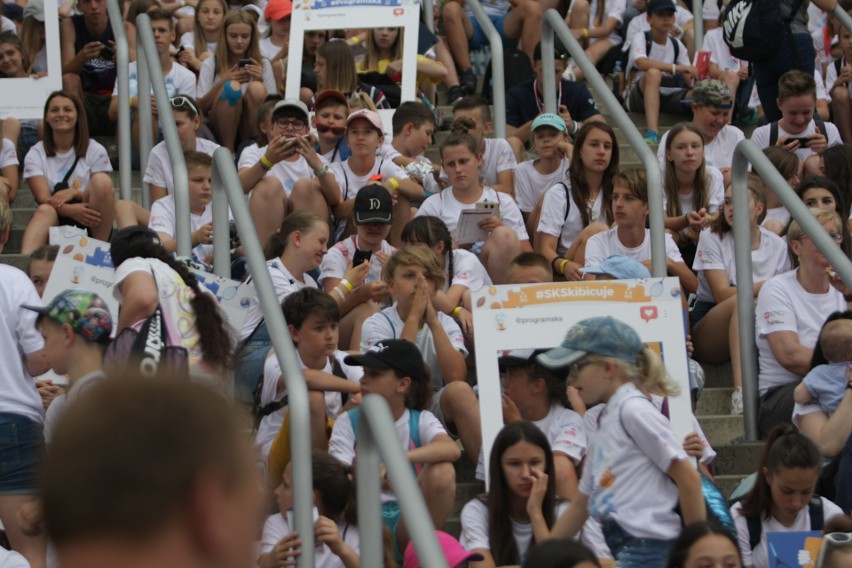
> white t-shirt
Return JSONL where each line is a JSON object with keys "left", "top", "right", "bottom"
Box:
{"left": 763, "top": 207, "right": 791, "bottom": 230}
{"left": 259, "top": 152, "right": 317, "bottom": 197}
{"left": 256, "top": 350, "right": 362, "bottom": 459}
{"left": 623, "top": 7, "right": 694, "bottom": 51}
{"left": 416, "top": 186, "right": 529, "bottom": 243}
{"left": 657, "top": 125, "right": 745, "bottom": 170}
{"left": 260, "top": 513, "right": 360, "bottom": 568}
{"left": 475, "top": 403, "right": 587, "bottom": 480}
{"left": 513, "top": 157, "right": 570, "bottom": 213}
{"left": 330, "top": 157, "right": 409, "bottom": 202}
{"left": 148, "top": 194, "right": 232, "bottom": 265}
{"left": 143, "top": 138, "right": 220, "bottom": 195}
{"left": 329, "top": 407, "right": 447, "bottom": 502}
{"left": 730, "top": 498, "right": 843, "bottom": 568}
{"left": 0, "top": 547, "right": 29, "bottom": 568}
{"left": 318, "top": 235, "right": 395, "bottom": 287}
{"left": 360, "top": 305, "right": 467, "bottom": 390}
{"left": 755, "top": 269, "right": 847, "bottom": 395}
{"left": 627, "top": 30, "right": 691, "bottom": 92}
{"left": 445, "top": 249, "right": 492, "bottom": 294}
{"left": 111, "top": 60, "right": 197, "bottom": 99}
{"left": 692, "top": 227, "right": 791, "bottom": 303}
{"left": 43, "top": 371, "right": 105, "bottom": 444}
{"left": 438, "top": 138, "right": 516, "bottom": 188}
{"left": 662, "top": 166, "right": 726, "bottom": 215}
{"left": 464, "top": 0, "right": 509, "bottom": 18}
{"left": 460, "top": 498, "right": 571, "bottom": 565}
{"left": 0, "top": 266, "right": 45, "bottom": 423}
{"left": 239, "top": 258, "right": 319, "bottom": 341}
{"left": 179, "top": 31, "right": 216, "bottom": 52}
{"left": 113, "top": 258, "right": 207, "bottom": 370}
{"left": 580, "top": 382, "right": 688, "bottom": 540}
{"left": 702, "top": 27, "right": 741, "bottom": 72}
{"left": 536, "top": 181, "right": 608, "bottom": 256}
{"left": 238, "top": 142, "right": 263, "bottom": 171}
{"left": 23, "top": 141, "right": 113, "bottom": 192}
{"left": 197, "top": 56, "right": 277, "bottom": 99}
{"left": 259, "top": 37, "right": 285, "bottom": 62}
{"left": 567, "top": 0, "right": 626, "bottom": 45}
{"left": 584, "top": 226, "right": 683, "bottom": 269}
{"left": 0, "top": 139, "right": 18, "bottom": 169}
{"left": 750, "top": 119, "right": 842, "bottom": 161}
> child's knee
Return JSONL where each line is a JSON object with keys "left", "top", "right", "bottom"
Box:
{"left": 246, "top": 80, "right": 268, "bottom": 102}
{"left": 442, "top": 1, "right": 463, "bottom": 20}
{"left": 645, "top": 67, "right": 662, "bottom": 83}
{"left": 308, "top": 390, "right": 326, "bottom": 414}
{"left": 441, "top": 381, "right": 477, "bottom": 411}
{"left": 252, "top": 177, "right": 285, "bottom": 202}
{"left": 421, "top": 461, "right": 456, "bottom": 492}
{"left": 88, "top": 173, "right": 115, "bottom": 197}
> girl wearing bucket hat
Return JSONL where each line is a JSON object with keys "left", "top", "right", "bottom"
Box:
{"left": 532, "top": 316, "right": 705, "bottom": 566}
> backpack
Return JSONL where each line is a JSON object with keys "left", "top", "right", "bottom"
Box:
{"left": 482, "top": 46, "right": 535, "bottom": 104}
{"left": 557, "top": 181, "right": 572, "bottom": 221}
{"left": 625, "top": 32, "right": 681, "bottom": 84}
{"left": 348, "top": 407, "right": 423, "bottom": 475}
{"left": 767, "top": 114, "right": 828, "bottom": 146}
{"left": 722, "top": 0, "right": 807, "bottom": 62}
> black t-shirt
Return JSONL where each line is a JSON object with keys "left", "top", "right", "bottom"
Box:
{"left": 505, "top": 78, "right": 601, "bottom": 128}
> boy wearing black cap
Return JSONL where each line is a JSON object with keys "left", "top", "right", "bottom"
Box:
{"left": 625, "top": 0, "right": 694, "bottom": 145}
{"left": 319, "top": 184, "right": 396, "bottom": 350}
{"left": 505, "top": 40, "right": 605, "bottom": 146}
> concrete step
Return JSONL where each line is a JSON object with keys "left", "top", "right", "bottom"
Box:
{"left": 702, "top": 361, "right": 734, "bottom": 389}
{"left": 696, "top": 387, "right": 735, "bottom": 417}
{"left": 0, "top": 253, "right": 28, "bottom": 270}
{"left": 715, "top": 474, "right": 750, "bottom": 498}
{"left": 712, "top": 442, "right": 763, "bottom": 476}
{"left": 696, "top": 415, "right": 745, "bottom": 447}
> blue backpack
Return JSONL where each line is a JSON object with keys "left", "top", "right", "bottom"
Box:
{"left": 722, "top": 0, "right": 806, "bottom": 62}
{"left": 348, "top": 407, "right": 423, "bottom": 476}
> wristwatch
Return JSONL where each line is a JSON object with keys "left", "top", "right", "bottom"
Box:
{"left": 316, "top": 163, "right": 329, "bottom": 177}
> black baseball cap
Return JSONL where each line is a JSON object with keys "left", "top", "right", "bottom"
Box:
{"left": 497, "top": 348, "right": 551, "bottom": 372}
{"left": 345, "top": 339, "right": 427, "bottom": 383}
{"left": 354, "top": 184, "right": 393, "bottom": 225}
{"left": 110, "top": 225, "right": 163, "bottom": 268}
{"left": 533, "top": 38, "right": 569, "bottom": 62}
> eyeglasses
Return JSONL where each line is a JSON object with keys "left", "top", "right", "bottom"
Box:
{"left": 569, "top": 359, "right": 597, "bottom": 378}
{"left": 170, "top": 95, "right": 199, "bottom": 117}
{"left": 799, "top": 232, "right": 844, "bottom": 244}
{"left": 316, "top": 123, "right": 345, "bottom": 136}
{"left": 275, "top": 118, "right": 307, "bottom": 130}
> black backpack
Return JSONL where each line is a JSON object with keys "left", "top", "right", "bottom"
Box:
{"left": 767, "top": 114, "right": 828, "bottom": 146}
{"left": 722, "top": 0, "right": 806, "bottom": 62}
{"left": 482, "top": 46, "right": 535, "bottom": 104}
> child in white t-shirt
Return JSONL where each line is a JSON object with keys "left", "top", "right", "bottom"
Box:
{"left": 460, "top": 421, "right": 570, "bottom": 566}
{"left": 0, "top": 138, "right": 18, "bottom": 203}
{"left": 360, "top": 247, "right": 482, "bottom": 465}
{"left": 451, "top": 97, "right": 517, "bottom": 195}
{"left": 793, "top": 318, "right": 852, "bottom": 416}
{"left": 330, "top": 338, "right": 460, "bottom": 558}
{"left": 259, "top": 452, "right": 367, "bottom": 568}
{"left": 536, "top": 316, "right": 705, "bottom": 565}
{"left": 692, "top": 175, "right": 791, "bottom": 415}
{"left": 258, "top": 288, "right": 361, "bottom": 469}
{"left": 148, "top": 151, "right": 226, "bottom": 265}
{"left": 825, "top": 25, "right": 852, "bottom": 143}
{"left": 494, "top": 349, "right": 586, "bottom": 500}
{"left": 385, "top": 101, "right": 441, "bottom": 198}
{"left": 514, "top": 113, "right": 571, "bottom": 236}
{"left": 401, "top": 215, "right": 492, "bottom": 336}
{"left": 566, "top": 0, "right": 627, "bottom": 80}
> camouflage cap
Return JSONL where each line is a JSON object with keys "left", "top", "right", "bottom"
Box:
{"left": 692, "top": 79, "right": 733, "bottom": 109}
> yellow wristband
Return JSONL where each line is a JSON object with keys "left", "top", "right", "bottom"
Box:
{"left": 388, "top": 177, "right": 400, "bottom": 191}
{"left": 260, "top": 154, "right": 273, "bottom": 170}
{"left": 452, "top": 306, "right": 463, "bottom": 318}
{"left": 341, "top": 278, "right": 354, "bottom": 292}
{"left": 352, "top": 36, "right": 361, "bottom": 45}
{"left": 583, "top": 28, "right": 589, "bottom": 38}
{"left": 559, "top": 259, "right": 569, "bottom": 274}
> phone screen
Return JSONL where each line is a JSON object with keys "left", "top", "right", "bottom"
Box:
{"left": 353, "top": 249, "right": 372, "bottom": 267}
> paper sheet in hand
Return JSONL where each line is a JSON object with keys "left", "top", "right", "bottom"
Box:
{"left": 456, "top": 209, "right": 493, "bottom": 244}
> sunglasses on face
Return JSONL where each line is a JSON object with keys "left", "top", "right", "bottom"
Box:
{"left": 170, "top": 95, "right": 199, "bottom": 117}
{"left": 316, "top": 123, "right": 345, "bottom": 136}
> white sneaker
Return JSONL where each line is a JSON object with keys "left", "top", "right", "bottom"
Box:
{"left": 731, "top": 387, "right": 743, "bottom": 415}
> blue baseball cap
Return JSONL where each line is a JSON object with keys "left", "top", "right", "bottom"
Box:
{"left": 531, "top": 113, "right": 567, "bottom": 134}
{"left": 580, "top": 255, "right": 651, "bottom": 280}
{"left": 537, "top": 316, "right": 644, "bottom": 369}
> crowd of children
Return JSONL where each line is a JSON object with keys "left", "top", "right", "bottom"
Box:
{"left": 5, "top": 0, "right": 852, "bottom": 566}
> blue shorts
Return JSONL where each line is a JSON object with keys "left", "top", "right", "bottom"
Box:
{"left": 382, "top": 501, "right": 403, "bottom": 561}
{"left": 470, "top": 13, "right": 511, "bottom": 49}
{"left": 601, "top": 519, "right": 673, "bottom": 567}
{"left": 0, "top": 413, "right": 43, "bottom": 494}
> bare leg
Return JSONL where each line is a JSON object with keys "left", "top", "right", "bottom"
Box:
{"left": 435, "top": 37, "right": 461, "bottom": 90}
{"left": 480, "top": 226, "right": 523, "bottom": 284}
{"left": 62, "top": 73, "right": 84, "bottom": 108}
{"left": 239, "top": 81, "right": 268, "bottom": 142}
{"left": 507, "top": 135, "right": 525, "bottom": 163}
{"left": 397, "top": 462, "right": 456, "bottom": 551}
{"left": 525, "top": 193, "right": 546, "bottom": 242}
{"left": 210, "top": 81, "right": 244, "bottom": 152}
{"left": 115, "top": 200, "right": 151, "bottom": 229}
{"left": 831, "top": 87, "right": 852, "bottom": 142}
{"left": 641, "top": 70, "right": 662, "bottom": 133}
{"left": 442, "top": 1, "right": 475, "bottom": 70}
{"left": 21, "top": 204, "right": 58, "bottom": 254}
{"left": 502, "top": 0, "right": 543, "bottom": 61}
{"left": 0, "top": 496, "right": 46, "bottom": 568}
{"left": 288, "top": 179, "right": 331, "bottom": 222}
{"left": 250, "top": 177, "right": 288, "bottom": 250}
{"left": 85, "top": 172, "right": 116, "bottom": 242}
{"left": 439, "top": 381, "right": 482, "bottom": 463}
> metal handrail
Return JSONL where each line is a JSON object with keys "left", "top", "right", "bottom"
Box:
{"left": 466, "top": 0, "right": 505, "bottom": 138}
{"left": 210, "top": 148, "right": 316, "bottom": 568}
{"left": 135, "top": 13, "right": 191, "bottom": 257}
{"left": 836, "top": 4, "right": 852, "bottom": 37}
{"left": 356, "top": 395, "right": 449, "bottom": 568}
{"left": 106, "top": 0, "right": 131, "bottom": 201}
{"left": 692, "top": 0, "right": 703, "bottom": 53}
{"left": 731, "top": 140, "right": 852, "bottom": 441}
{"left": 137, "top": 48, "right": 153, "bottom": 210}
{"left": 541, "top": 10, "right": 666, "bottom": 276}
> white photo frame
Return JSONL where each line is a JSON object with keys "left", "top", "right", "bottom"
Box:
{"left": 472, "top": 277, "right": 694, "bottom": 487}
{"left": 0, "top": 0, "right": 63, "bottom": 119}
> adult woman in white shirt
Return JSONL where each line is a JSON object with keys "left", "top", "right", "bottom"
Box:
{"left": 755, "top": 209, "right": 850, "bottom": 437}
{"left": 20, "top": 91, "right": 115, "bottom": 255}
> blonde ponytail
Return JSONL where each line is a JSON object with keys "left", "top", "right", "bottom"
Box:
{"left": 610, "top": 347, "right": 679, "bottom": 398}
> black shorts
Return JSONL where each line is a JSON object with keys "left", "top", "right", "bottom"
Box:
{"left": 83, "top": 92, "right": 116, "bottom": 137}
{"left": 627, "top": 74, "right": 692, "bottom": 115}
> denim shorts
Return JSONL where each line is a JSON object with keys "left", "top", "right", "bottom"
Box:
{"left": 0, "top": 413, "right": 44, "bottom": 494}
{"left": 601, "top": 519, "right": 673, "bottom": 568}
{"left": 234, "top": 321, "right": 272, "bottom": 403}
{"left": 470, "top": 13, "right": 510, "bottom": 49}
